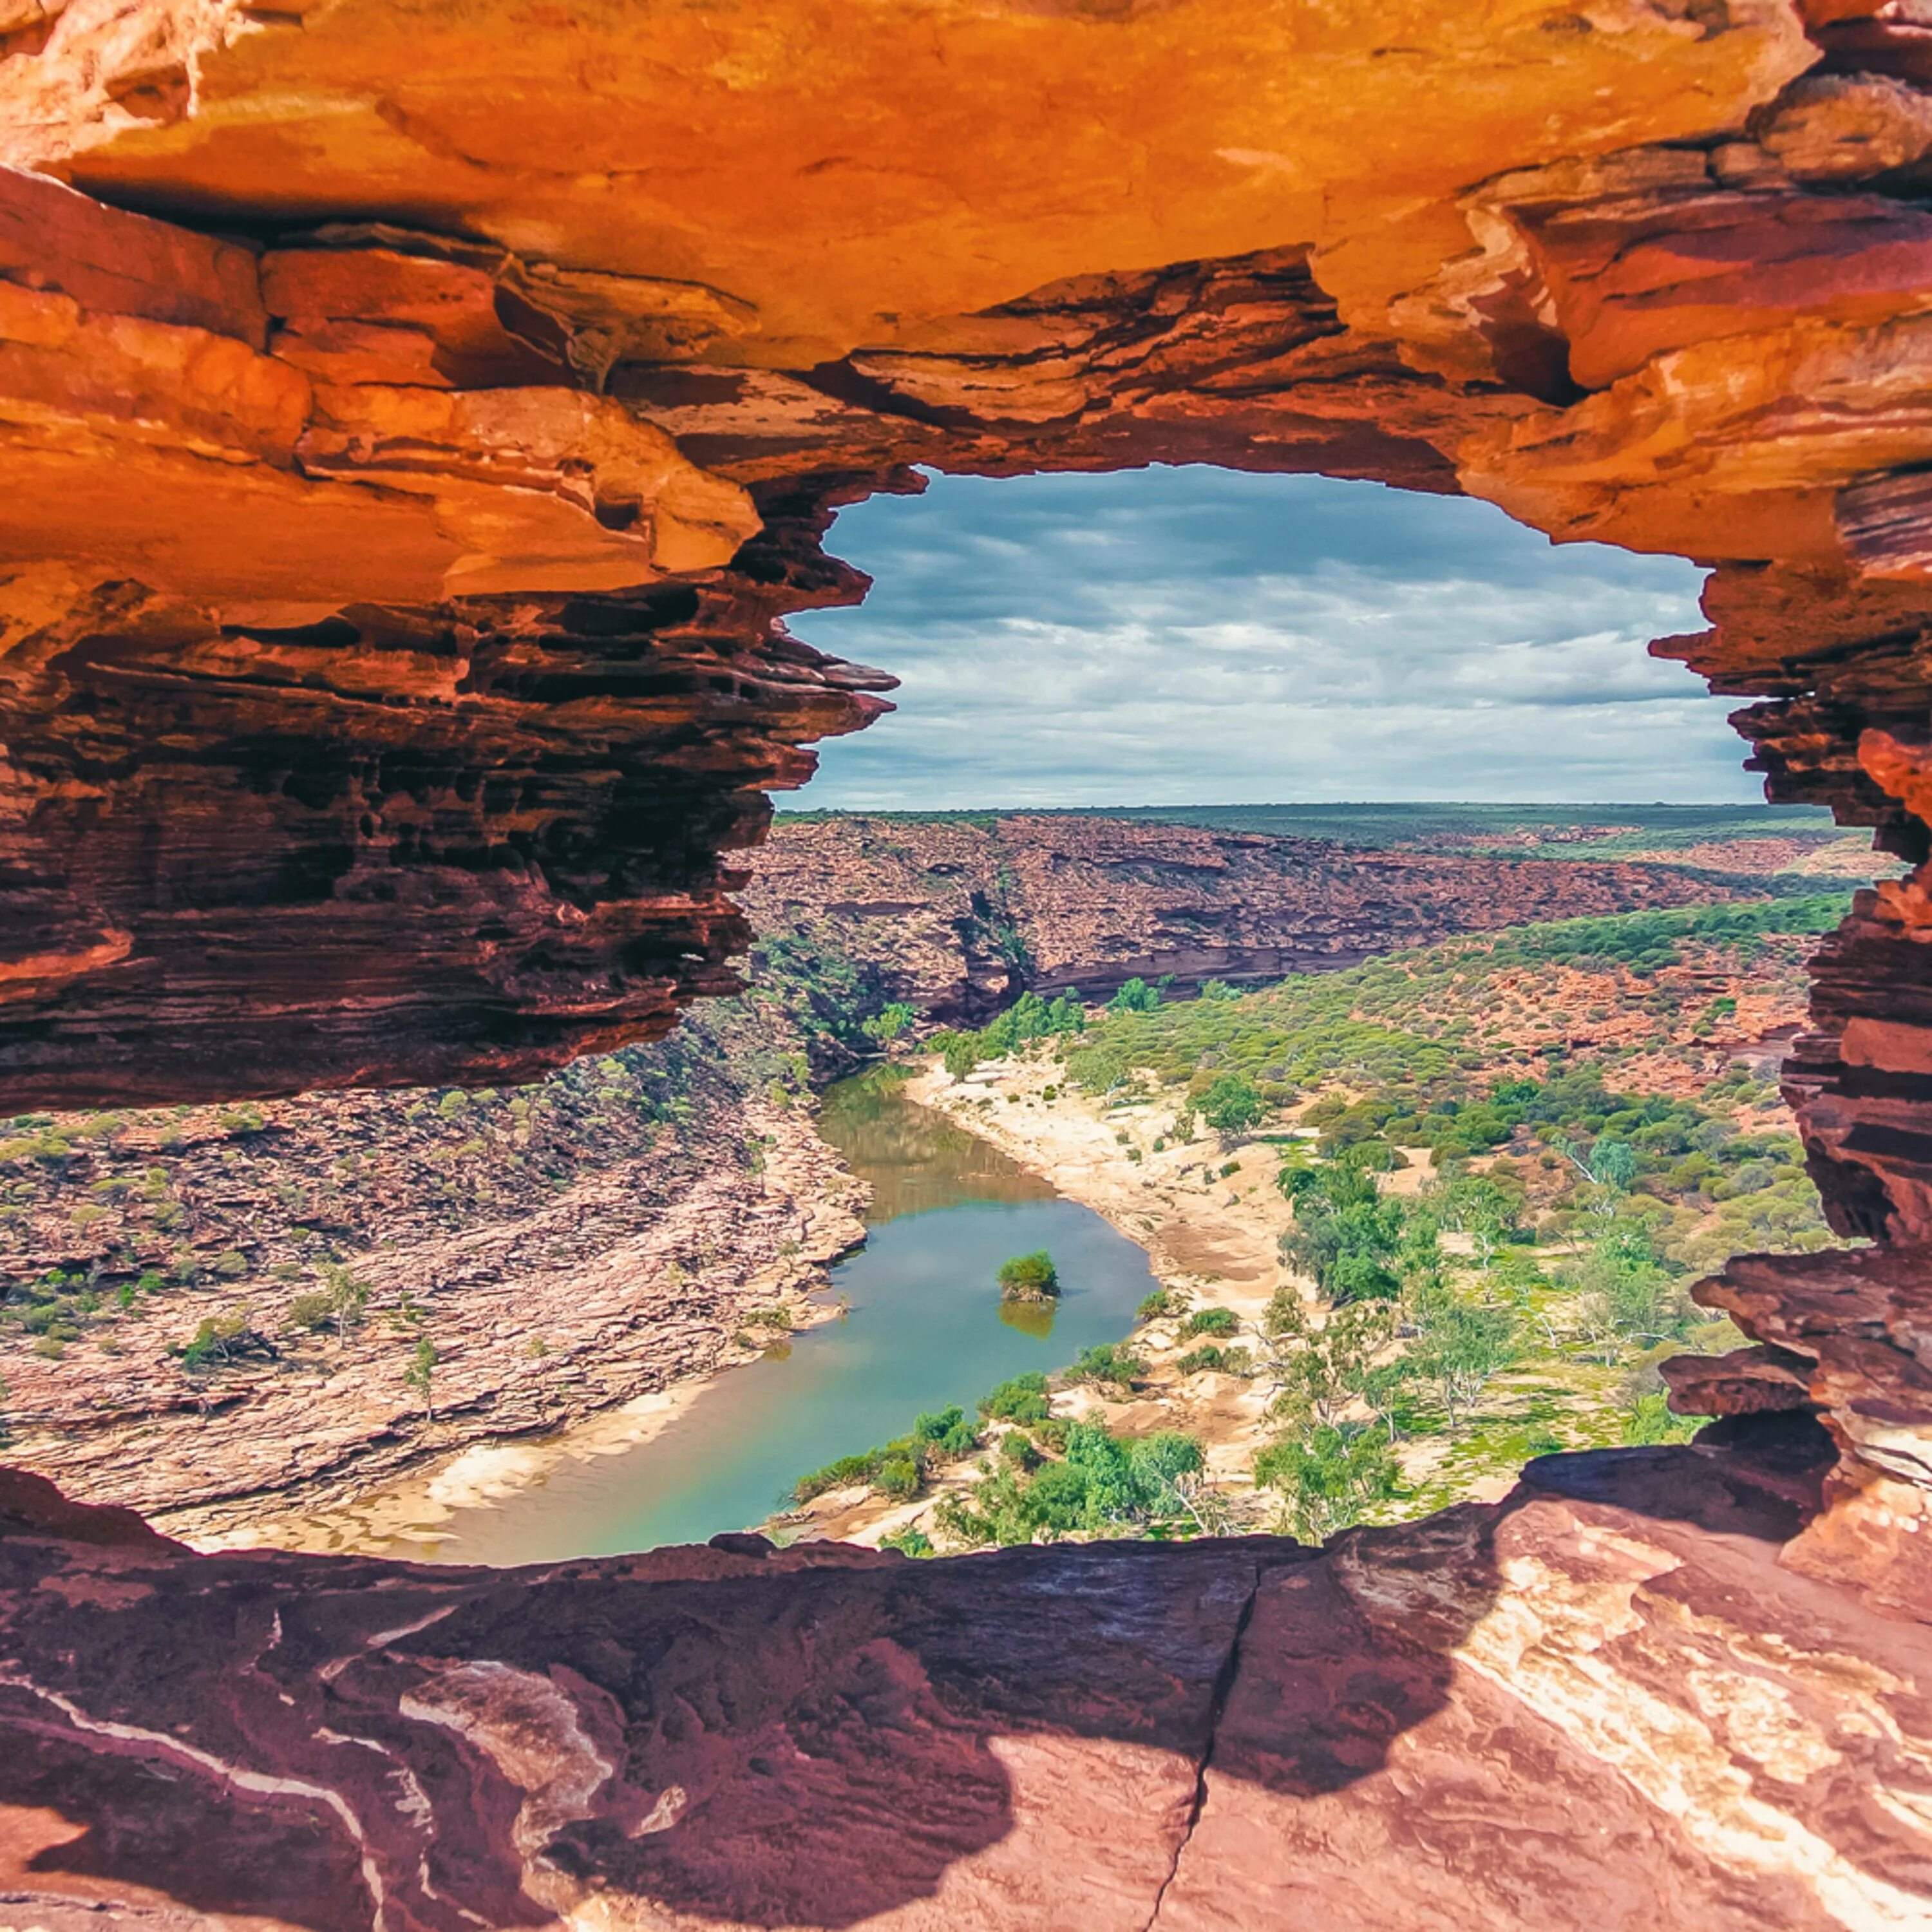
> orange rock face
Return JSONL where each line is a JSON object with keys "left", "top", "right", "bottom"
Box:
{"left": 6, "top": 0, "right": 1932, "bottom": 1122}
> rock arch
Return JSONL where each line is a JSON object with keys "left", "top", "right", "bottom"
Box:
{"left": 3, "top": 4, "right": 1932, "bottom": 1921}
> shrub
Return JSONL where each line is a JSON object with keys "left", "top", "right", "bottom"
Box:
{"left": 980, "top": 1372, "right": 1052, "bottom": 1424}
{"left": 940, "top": 1034, "right": 981, "bottom": 1080}
{"left": 287, "top": 1291, "right": 335, "bottom": 1331}
{"left": 1108, "top": 978, "right": 1160, "bottom": 1014}
{"left": 882, "top": 1526, "right": 934, "bottom": 1557}
{"left": 1622, "top": 1390, "right": 1699, "bottom": 1446}
{"left": 1200, "top": 1072, "right": 1266, "bottom": 1137}
{"left": 913, "top": 1406, "right": 980, "bottom": 1455}
{"left": 996, "top": 1250, "right": 1060, "bottom": 1300}
{"left": 1137, "top": 1287, "right": 1182, "bottom": 1321}
{"left": 862, "top": 1002, "right": 916, "bottom": 1044}
{"left": 1070, "top": 1342, "right": 1144, "bottom": 1390}
{"left": 875, "top": 1456, "right": 922, "bottom": 1500}
{"left": 178, "top": 1309, "right": 273, "bottom": 1371}
{"left": 1177, "top": 1344, "right": 1253, "bottom": 1376}
{"left": 1180, "top": 1306, "right": 1238, "bottom": 1339}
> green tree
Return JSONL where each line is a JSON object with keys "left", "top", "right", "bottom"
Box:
{"left": 404, "top": 1336, "right": 439, "bottom": 1417}
{"left": 980, "top": 1371, "right": 1052, "bottom": 1424}
{"left": 996, "top": 1250, "right": 1060, "bottom": 1300}
{"left": 1108, "top": 978, "right": 1160, "bottom": 1014}
{"left": 862, "top": 1002, "right": 916, "bottom": 1045}
{"left": 941, "top": 1034, "right": 981, "bottom": 1080}
{"left": 1200, "top": 1072, "right": 1266, "bottom": 1139}
{"left": 1255, "top": 1423, "right": 1400, "bottom": 1542}
{"left": 1408, "top": 1300, "right": 1516, "bottom": 1431}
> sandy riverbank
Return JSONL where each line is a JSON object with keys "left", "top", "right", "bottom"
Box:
{"left": 781, "top": 1057, "right": 1329, "bottom": 1548}
{"left": 160, "top": 1104, "right": 869, "bottom": 1551}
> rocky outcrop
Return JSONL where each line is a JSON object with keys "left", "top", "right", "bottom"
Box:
{"left": 0, "top": 1421, "right": 1924, "bottom": 1931}
{"left": 744, "top": 814, "right": 1766, "bottom": 1019}
{"left": 0, "top": 0, "right": 1893, "bottom": 1113}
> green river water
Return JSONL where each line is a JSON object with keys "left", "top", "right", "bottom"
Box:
{"left": 386, "top": 1072, "right": 1158, "bottom": 1564}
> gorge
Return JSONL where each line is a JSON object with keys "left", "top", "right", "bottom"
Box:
{"left": 6, "top": 2, "right": 1932, "bottom": 1925}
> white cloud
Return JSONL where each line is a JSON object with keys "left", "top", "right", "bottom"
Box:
{"left": 786, "top": 468, "right": 1739, "bottom": 810}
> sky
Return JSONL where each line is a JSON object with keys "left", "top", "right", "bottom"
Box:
{"left": 782, "top": 467, "right": 1752, "bottom": 811}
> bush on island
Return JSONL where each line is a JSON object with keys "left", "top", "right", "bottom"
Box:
{"left": 997, "top": 1250, "right": 1060, "bottom": 1301}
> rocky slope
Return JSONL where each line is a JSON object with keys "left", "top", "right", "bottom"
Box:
{"left": 745, "top": 813, "right": 1768, "bottom": 1019}
{"left": 0, "top": 1003, "right": 865, "bottom": 1540}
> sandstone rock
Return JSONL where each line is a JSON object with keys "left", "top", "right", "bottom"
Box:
{"left": 19, "top": 6, "right": 1932, "bottom": 1909}
{"left": 1660, "top": 1341, "right": 1817, "bottom": 1414}
{"left": 1692, "top": 1243, "right": 1932, "bottom": 1487}
{"left": 1755, "top": 70, "right": 1932, "bottom": 176}
{"left": 741, "top": 814, "right": 1767, "bottom": 1028}
{"left": 0, "top": 1435, "right": 1920, "bottom": 1930}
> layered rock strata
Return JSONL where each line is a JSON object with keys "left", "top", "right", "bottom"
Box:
{"left": 746, "top": 813, "right": 1774, "bottom": 1019}
{"left": 10, "top": 2, "right": 1932, "bottom": 1914}
{"left": 0, "top": 1423, "right": 1924, "bottom": 1931}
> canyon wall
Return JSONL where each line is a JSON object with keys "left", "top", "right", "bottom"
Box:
{"left": 746, "top": 813, "right": 1782, "bottom": 1018}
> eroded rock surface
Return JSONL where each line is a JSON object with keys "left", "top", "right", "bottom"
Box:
{"left": 741, "top": 813, "right": 1761, "bottom": 1019}
{"left": 0, "top": 0, "right": 1919, "bottom": 1117}
{"left": 8, "top": 3, "right": 1932, "bottom": 1914}
{"left": 0, "top": 1426, "right": 1921, "bottom": 1931}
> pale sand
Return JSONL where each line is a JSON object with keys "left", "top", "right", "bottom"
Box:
{"left": 783, "top": 1057, "right": 1320, "bottom": 1548}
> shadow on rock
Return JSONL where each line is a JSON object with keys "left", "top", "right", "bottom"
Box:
{"left": 0, "top": 1417, "right": 1873, "bottom": 1932}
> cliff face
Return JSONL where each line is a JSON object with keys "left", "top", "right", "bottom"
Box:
{"left": 0, "top": 0, "right": 1889, "bottom": 1117}
{"left": 745, "top": 813, "right": 1776, "bottom": 1019}
{"left": 0, "top": 1009, "right": 867, "bottom": 1540}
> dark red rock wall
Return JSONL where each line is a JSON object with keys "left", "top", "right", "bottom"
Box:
{"left": 744, "top": 813, "right": 1770, "bottom": 1022}
{"left": 0, "top": 1427, "right": 1923, "bottom": 1930}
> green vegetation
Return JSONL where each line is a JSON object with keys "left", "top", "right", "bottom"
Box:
{"left": 1035, "top": 896, "right": 1857, "bottom": 1526}
{"left": 862, "top": 1002, "right": 917, "bottom": 1045}
{"left": 793, "top": 1403, "right": 984, "bottom": 1505}
{"left": 1179, "top": 1306, "right": 1238, "bottom": 1338}
{"left": 404, "top": 1336, "right": 439, "bottom": 1416}
{"left": 996, "top": 1250, "right": 1060, "bottom": 1301}
{"left": 177, "top": 1307, "right": 274, "bottom": 1372}
{"left": 980, "top": 1372, "right": 1052, "bottom": 1424}
{"left": 1068, "top": 1341, "right": 1146, "bottom": 1389}
{"left": 928, "top": 992, "right": 1086, "bottom": 1081}
{"left": 1177, "top": 1343, "right": 1253, "bottom": 1376}
{"left": 1200, "top": 1071, "right": 1265, "bottom": 1139}
{"left": 934, "top": 1422, "right": 1208, "bottom": 1547}
{"left": 1255, "top": 1422, "right": 1401, "bottom": 1541}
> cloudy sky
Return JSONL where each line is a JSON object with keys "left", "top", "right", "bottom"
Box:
{"left": 784, "top": 467, "right": 1752, "bottom": 811}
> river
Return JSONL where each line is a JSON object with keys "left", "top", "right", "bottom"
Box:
{"left": 377, "top": 1069, "right": 1158, "bottom": 1565}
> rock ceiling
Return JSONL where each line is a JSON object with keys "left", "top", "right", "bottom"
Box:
{"left": 8, "top": 4, "right": 1932, "bottom": 1924}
